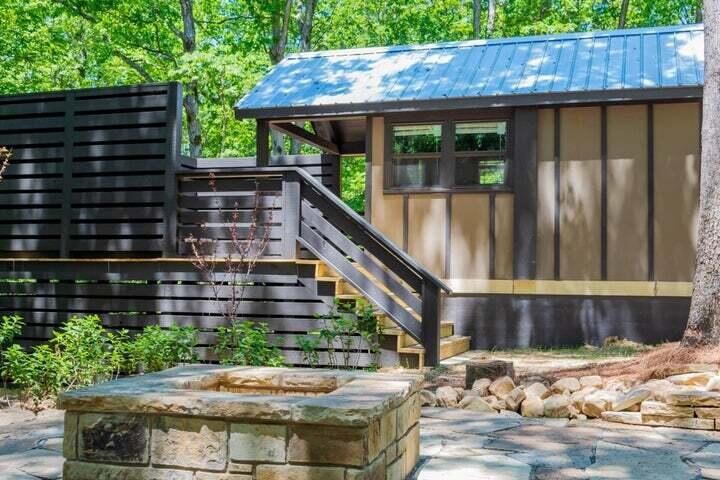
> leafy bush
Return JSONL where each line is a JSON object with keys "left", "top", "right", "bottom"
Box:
{"left": 214, "top": 321, "right": 284, "bottom": 367}
{"left": 51, "top": 314, "right": 114, "bottom": 388}
{"left": 2, "top": 344, "right": 67, "bottom": 408}
{"left": 129, "top": 325, "right": 199, "bottom": 373}
{"left": 0, "top": 315, "right": 23, "bottom": 351}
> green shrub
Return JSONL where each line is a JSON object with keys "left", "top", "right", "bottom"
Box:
{"left": 0, "top": 315, "right": 23, "bottom": 351}
{"left": 2, "top": 344, "right": 67, "bottom": 408}
{"left": 51, "top": 314, "right": 114, "bottom": 388}
{"left": 214, "top": 321, "right": 284, "bottom": 367}
{"left": 129, "top": 325, "right": 199, "bottom": 373}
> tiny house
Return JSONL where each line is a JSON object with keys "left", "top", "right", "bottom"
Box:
{"left": 235, "top": 24, "right": 704, "bottom": 348}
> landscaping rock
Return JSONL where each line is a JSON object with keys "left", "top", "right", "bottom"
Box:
{"left": 600, "top": 411, "right": 643, "bottom": 425}
{"left": 488, "top": 397, "right": 507, "bottom": 411}
{"left": 639, "top": 401, "right": 693, "bottom": 418}
{"left": 582, "top": 390, "right": 618, "bottom": 418}
{"left": 465, "top": 360, "right": 515, "bottom": 389}
{"left": 644, "top": 379, "right": 676, "bottom": 402}
{"left": 520, "top": 396, "right": 544, "bottom": 418}
{"left": 504, "top": 387, "right": 526, "bottom": 412}
{"left": 570, "top": 386, "right": 596, "bottom": 411}
{"left": 707, "top": 377, "right": 720, "bottom": 392}
{"left": 419, "top": 390, "right": 437, "bottom": 407}
{"left": 544, "top": 394, "right": 571, "bottom": 418}
{"left": 612, "top": 387, "right": 651, "bottom": 412}
{"left": 579, "top": 375, "right": 603, "bottom": 389}
{"left": 471, "top": 378, "right": 491, "bottom": 396}
{"left": 459, "top": 396, "right": 495, "bottom": 413}
{"left": 694, "top": 407, "right": 720, "bottom": 418}
{"left": 435, "top": 386, "right": 460, "bottom": 408}
{"left": 667, "top": 390, "right": 720, "bottom": 407}
{"left": 641, "top": 415, "right": 715, "bottom": 430}
{"left": 551, "top": 377, "right": 581, "bottom": 394}
{"left": 666, "top": 371, "right": 715, "bottom": 386}
{"left": 488, "top": 376, "right": 515, "bottom": 398}
{"left": 524, "top": 382, "right": 550, "bottom": 400}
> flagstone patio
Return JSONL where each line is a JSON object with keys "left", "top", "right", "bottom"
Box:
{"left": 2, "top": 405, "right": 720, "bottom": 479}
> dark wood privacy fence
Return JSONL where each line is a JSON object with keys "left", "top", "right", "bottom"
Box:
{"left": 0, "top": 83, "right": 182, "bottom": 258}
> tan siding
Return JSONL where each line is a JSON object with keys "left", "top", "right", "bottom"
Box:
{"left": 559, "top": 107, "right": 602, "bottom": 280}
{"left": 450, "top": 194, "right": 490, "bottom": 279}
{"left": 537, "top": 108, "right": 556, "bottom": 279}
{"left": 654, "top": 103, "right": 700, "bottom": 281}
{"left": 408, "top": 195, "right": 446, "bottom": 276}
{"left": 369, "top": 117, "right": 404, "bottom": 248}
{"left": 495, "top": 194, "right": 514, "bottom": 279}
{"left": 607, "top": 105, "right": 648, "bottom": 280}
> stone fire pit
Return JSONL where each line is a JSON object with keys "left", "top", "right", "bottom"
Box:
{"left": 58, "top": 366, "right": 423, "bottom": 480}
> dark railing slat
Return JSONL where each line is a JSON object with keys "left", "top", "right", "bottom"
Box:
{"left": 299, "top": 221, "right": 422, "bottom": 342}
{"left": 301, "top": 200, "right": 422, "bottom": 315}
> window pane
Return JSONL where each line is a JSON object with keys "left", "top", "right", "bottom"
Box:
{"left": 393, "top": 124, "right": 442, "bottom": 154}
{"left": 393, "top": 157, "right": 440, "bottom": 187}
{"left": 455, "top": 157, "right": 505, "bottom": 186}
{"left": 455, "top": 121, "right": 506, "bottom": 152}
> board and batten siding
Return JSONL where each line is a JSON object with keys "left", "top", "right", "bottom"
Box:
{"left": 369, "top": 102, "right": 699, "bottom": 291}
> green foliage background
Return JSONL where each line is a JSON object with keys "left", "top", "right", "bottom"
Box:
{"left": 1, "top": 0, "right": 702, "bottom": 211}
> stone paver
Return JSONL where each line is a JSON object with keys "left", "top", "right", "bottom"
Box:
{"left": 2, "top": 405, "right": 719, "bottom": 479}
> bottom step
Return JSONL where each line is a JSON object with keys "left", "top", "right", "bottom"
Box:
{"left": 397, "top": 335, "right": 471, "bottom": 369}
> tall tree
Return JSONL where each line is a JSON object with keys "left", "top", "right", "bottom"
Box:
{"left": 618, "top": 0, "right": 631, "bottom": 28}
{"left": 487, "top": 0, "right": 496, "bottom": 36}
{"left": 682, "top": 0, "right": 720, "bottom": 347}
{"left": 179, "top": 0, "right": 202, "bottom": 157}
{"left": 472, "top": 0, "right": 482, "bottom": 39}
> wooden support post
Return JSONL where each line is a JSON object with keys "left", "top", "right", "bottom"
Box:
{"left": 163, "top": 82, "right": 183, "bottom": 257}
{"left": 257, "top": 120, "right": 270, "bottom": 167}
{"left": 422, "top": 280, "right": 442, "bottom": 366}
{"left": 281, "top": 173, "right": 301, "bottom": 258}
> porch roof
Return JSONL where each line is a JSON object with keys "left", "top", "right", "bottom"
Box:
{"left": 235, "top": 24, "right": 704, "bottom": 120}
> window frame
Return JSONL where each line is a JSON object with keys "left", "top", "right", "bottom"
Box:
{"left": 384, "top": 111, "right": 513, "bottom": 194}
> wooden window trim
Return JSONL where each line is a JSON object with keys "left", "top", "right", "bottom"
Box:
{"left": 384, "top": 113, "right": 513, "bottom": 194}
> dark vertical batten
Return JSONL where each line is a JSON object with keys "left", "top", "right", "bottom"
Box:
{"left": 60, "top": 93, "right": 75, "bottom": 257}
{"left": 445, "top": 194, "right": 452, "bottom": 278}
{"left": 489, "top": 193, "right": 496, "bottom": 279}
{"left": 647, "top": 104, "right": 655, "bottom": 280}
{"left": 256, "top": 120, "right": 270, "bottom": 167}
{"left": 553, "top": 108, "right": 561, "bottom": 280}
{"left": 600, "top": 105, "right": 608, "bottom": 280}
{"left": 512, "top": 107, "right": 538, "bottom": 279}
{"left": 163, "top": 82, "right": 183, "bottom": 257}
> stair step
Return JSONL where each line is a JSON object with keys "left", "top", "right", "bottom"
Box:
{"left": 382, "top": 322, "right": 454, "bottom": 345}
{"left": 398, "top": 335, "right": 471, "bottom": 359}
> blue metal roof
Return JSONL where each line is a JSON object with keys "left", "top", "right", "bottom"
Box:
{"left": 236, "top": 24, "right": 703, "bottom": 118}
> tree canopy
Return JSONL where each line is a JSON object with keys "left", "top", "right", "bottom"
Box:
{"left": 2, "top": 0, "right": 701, "bottom": 159}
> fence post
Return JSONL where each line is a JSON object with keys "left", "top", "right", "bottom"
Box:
{"left": 59, "top": 92, "right": 75, "bottom": 258}
{"left": 421, "top": 280, "right": 441, "bottom": 366}
{"left": 281, "top": 172, "right": 301, "bottom": 258}
{"left": 163, "top": 82, "right": 183, "bottom": 257}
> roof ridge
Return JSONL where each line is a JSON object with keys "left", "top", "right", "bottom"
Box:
{"left": 285, "top": 23, "right": 703, "bottom": 61}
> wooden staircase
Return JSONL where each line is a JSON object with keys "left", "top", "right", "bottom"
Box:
{"left": 300, "top": 259, "right": 471, "bottom": 369}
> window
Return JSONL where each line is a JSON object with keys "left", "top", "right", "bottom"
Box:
{"left": 390, "top": 124, "right": 442, "bottom": 188}
{"left": 454, "top": 121, "right": 507, "bottom": 187}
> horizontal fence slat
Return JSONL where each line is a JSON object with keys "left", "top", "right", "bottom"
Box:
{"left": 73, "top": 143, "right": 166, "bottom": 158}
{"left": 73, "top": 126, "right": 166, "bottom": 143}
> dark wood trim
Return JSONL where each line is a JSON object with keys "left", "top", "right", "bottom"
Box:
{"left": 271, "top": 122, "right": 340, "bottom": 155}
{"left": 600, "top": 105, "right": 608, "bottom": 280}
{"left": 60, "top": 92, "right": 75, "bottom": 257}
{"left": 235, "top": 86, "right": 703, "bottom": 120}
{"left": 256, "top": 120, "right": 270, "bottom": 166}
{"left": 163, "top": 82, "right": 183, "bottom": 257}
{"left": 402, "top": 194, "right": 409, "bottom": 252}
{"left": 421, "top": 280, "right": 441, "bottom": 366}
{"left": 489, "top": 193, "right": 496, "bottom": 279}
{"left": 339, "top": 141, "right": 365, "bottom": 155}
{"left": 281, "top": 177, "right": 301, "bottom": 258}
{"left": 365, "top": 116, "right": 373, "bottom": 221}
{"left": 553, "top": 108, "right": 561, "bottom": 280}
{"left": 445, "top": 194, "right": 452, "bottom": 278}
{"left": 512, "top": 107, "right": 538, "bottom": 279}
{"left": 647, "top": 104, "right": 655, "bottom": 281}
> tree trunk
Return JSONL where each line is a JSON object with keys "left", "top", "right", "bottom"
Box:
{"left": 487, "top": 0, "right": 495, "bottom": 37}
{"left": 472, "top": 0, "right": 481, "bottom": 39}
{"left": 617, "top": 0, "right": 630, "bottom": 28}
{"left": 179, "top": 0, "right": 202, "bottom": 157}
{"left": 289, "top": 0, "right": 317, "bottom": 155}
{"left": 269, "top": 0, "right": 294, "bottom": 158}
{"left": 682, "top": 0, "right": 720, "bottom": 347}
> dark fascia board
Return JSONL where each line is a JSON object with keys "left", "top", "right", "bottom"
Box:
{"left": 0, "top": 82, "right": 178, "bottom": 103}
{"left": 235, "top": 86, "right": 702, "bottom": 120}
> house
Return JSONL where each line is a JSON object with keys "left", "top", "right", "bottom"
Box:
{"left": 235, "top": 23, "right": 704, "bottom": 349}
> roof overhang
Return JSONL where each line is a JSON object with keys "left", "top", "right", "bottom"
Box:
{"left": 235, "top": 86, "right": 702, "bottom": 120}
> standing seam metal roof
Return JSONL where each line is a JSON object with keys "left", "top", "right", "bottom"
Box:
{"left": 235, "top": 24, "right": 704, "bottom": 115}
